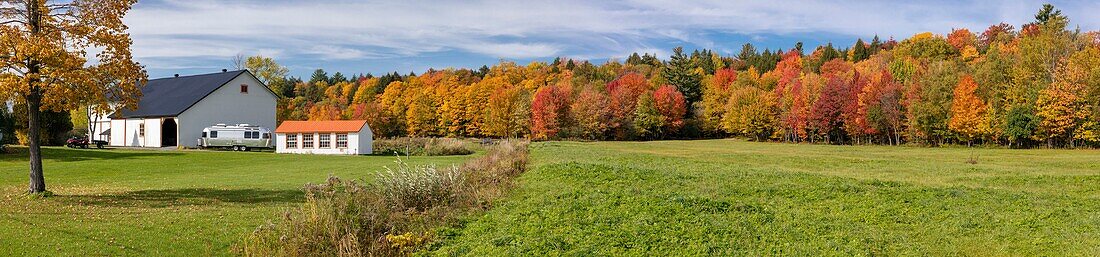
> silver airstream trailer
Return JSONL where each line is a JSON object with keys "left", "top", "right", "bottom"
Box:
{"left": 198, "top": 124, "right": 273, "bottom": 151}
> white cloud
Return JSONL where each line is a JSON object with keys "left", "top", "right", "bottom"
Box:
{"left": 461, "top": 43, "right": 561, "bottom": 59}
{"left": 125, "top": 0, "right": 1100, "bottom": 74}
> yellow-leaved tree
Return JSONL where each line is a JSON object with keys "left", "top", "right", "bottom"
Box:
{"left": 948, "top": 75, "right": 988, "bottom": 145}
{"left": 0, "top": 0, "right": 147, "bottom": 194}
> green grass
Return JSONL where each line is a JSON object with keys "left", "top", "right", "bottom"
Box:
{"left": 428, "top": 139, "right": 1100, "bottom": 256}
{"left": 5, "top": 140, "right": 1100, "bottom": 256}
{"left": 0, "top": 147, "right": 470, "bottom": 256}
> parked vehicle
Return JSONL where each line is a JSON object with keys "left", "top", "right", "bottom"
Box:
{"left": 198, "top": 124, "right": 273, "bottom": 151}
{"left": 66, "top": 137, "right": 107, "bottom": 149}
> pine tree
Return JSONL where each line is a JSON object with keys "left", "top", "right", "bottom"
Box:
{"left": 663, "top": 47, "right": 704, "bottom": 105}
{"left": 309, "top": 69, "right": 329, "bottom": 84}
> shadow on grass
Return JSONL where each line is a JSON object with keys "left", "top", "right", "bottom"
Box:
{"left": 0, "top": 146, "right": 181, "bottom": 162}
{"left": 55, "top": 188, "right": 304, "bottom": 208}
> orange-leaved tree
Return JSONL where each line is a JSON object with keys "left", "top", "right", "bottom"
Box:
{"left": 948, "top": 75, "right": 988, "bottom": 145}
{"left": 0, "top": 0, "right": 147, "bottom": 194}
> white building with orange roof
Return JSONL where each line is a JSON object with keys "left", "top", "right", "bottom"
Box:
{"left": 274, "top": 120, "right": 373, "bottom": 155}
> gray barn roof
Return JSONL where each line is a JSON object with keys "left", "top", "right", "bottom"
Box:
{"left": 117, "top": 70, "right": 249, "bottom": 118}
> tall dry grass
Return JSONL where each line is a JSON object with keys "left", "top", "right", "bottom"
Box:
{"left": 373, "top": 137, "right": 474, "bottom": 156}
{"left": 239, "top": 140, "right": 528, "bottom": 256}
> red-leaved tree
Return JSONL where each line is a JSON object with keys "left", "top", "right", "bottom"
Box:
{"left": 530, "top": 85, "right": 571, "bottom": 140}
{"left": 653, "top": 85, "right": 687, "bottom": 134}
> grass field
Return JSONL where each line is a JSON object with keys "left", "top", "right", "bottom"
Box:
{"left": 0, "top": 147, "right": 470, "bottom": 256}
{"left": 429, "top": 140, "right": 1100, "bottom": 256}
{"left": 3, "top": 140, "right": 1100, "bottom": 256}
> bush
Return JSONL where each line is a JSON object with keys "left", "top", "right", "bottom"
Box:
{"left": 375, "top": 159, "right": 464, "bottom": 211}
{"left": 373, "top": 137, "right": 474, "bottom": 156}
{"left": 239, "top": 140, "right": 529, "bottom": 256}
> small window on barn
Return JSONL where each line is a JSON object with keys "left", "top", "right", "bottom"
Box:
{"left": 302, "top": 134, "right": 314, "bottom": 148}
{"left": 319, "top": 134, "right": 331, "bottom": 149}
{"left": 287, "top": 134, "right": 297, "bottom": 148}
{"left": 210, "top": 131, "right": 218, "bottom": 138}
{"left": 240, "top": 84, "right": 248, "bottom": 94}
{"left": 336, "top": 134, "right": 348, "bottom": 148}
{"left": 139, "top": 123, "right": 145, "bottom": 137}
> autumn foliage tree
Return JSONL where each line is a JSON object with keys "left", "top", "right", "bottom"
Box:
{"left": 607, "top": 73, "right": 650, "bottom": 139}
{"left": 530, "top": 85, "right": 571, "bottom": 140}
{"left": 653, "top": 85, "right": 686, "bottom": 134}
{"left": 1, "top": 0, "right": 147, "bottom": 193}
{"left": 948, "top": 75, "right": 988, "bottom": 144}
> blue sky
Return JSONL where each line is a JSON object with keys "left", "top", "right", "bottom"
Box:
{"left": 125, "top": 0, "right": 1100, "bottom": 79}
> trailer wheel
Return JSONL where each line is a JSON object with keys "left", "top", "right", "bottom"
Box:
{"left": 242, "top": 147, "right": 249, "bottom": 152}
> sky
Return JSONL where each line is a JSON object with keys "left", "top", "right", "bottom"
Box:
{"left": 124, "top": 0, "right": 1100, "bottom": 79}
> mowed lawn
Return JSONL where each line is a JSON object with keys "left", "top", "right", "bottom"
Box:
{"left": 0, "top": 147, "right": 470, "bottom": 256}
{"left": 430, "top": 140, "right": 1100, "bottom": 256}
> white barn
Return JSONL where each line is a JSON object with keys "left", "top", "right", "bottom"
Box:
{"left": 89, "top": 70, "right": 277, "bottom": 148}
{"left": 275, "top": 120, "right": 373, "bottom": 155}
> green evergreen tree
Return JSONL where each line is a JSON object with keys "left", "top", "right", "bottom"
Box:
{"left": 309, "top": 69, "right": 329, "bottom": 84}
{"left": 330, "top": 72, "right": 348, "bottom": 84}
{"left": 626, "top": 53, "right": 643, "bottom": 65}
{"left": 849, "top": 38, "right": 870, "bottom": 62}
{"left": 663, "top": 47, "right": 703, "bottom": 105}
{"left": 0, "top": 105, "right": 14, "bottom": 145}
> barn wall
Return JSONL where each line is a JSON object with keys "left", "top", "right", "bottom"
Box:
{"left": 123, "top": 119, "right": 145, "bottom": 147}
{"left": 91, "top": 121, "right": 111, "bottom": 142}
{"left": 143, "top": 118, "right": 162, "bottom": 148}
{"left": 358, "top": 125, "right": 373, "bottom": 154}
{"left": 110, "top": 119, "right": 125, "bottom": 146}
{"left": 178, "top": 73, "right": 277, "bottom": 147}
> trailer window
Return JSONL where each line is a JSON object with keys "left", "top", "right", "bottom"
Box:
{"left": 336, "top": 134, "right": 348, "bottom": 148}
{"left": 302, "top": 134, "right": 313, "bottom": 148}
{"left": 319, "top": 134, "right": 331, "bottom": 149}
{"left": 262, "top": 133, "right": 271, "bottom": 139}
{"left": 287, "top": 134, "right": 297, "bottom": 148}
{"left": 202, "top": 132, "right": 207, "bottom": 138}
{"left": 210, "top": 131, "right": 218, "bottom": 138}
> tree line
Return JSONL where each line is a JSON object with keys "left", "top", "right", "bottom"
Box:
{"left": 261, "top": 5, "right": 1100, "bottom": 148}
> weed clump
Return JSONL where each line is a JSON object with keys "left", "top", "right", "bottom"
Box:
{"left": 373, "top": 137, "right": 474, "bottom": 156}
{"left": 239, "top": 140, "right": 529, "bottom": 256}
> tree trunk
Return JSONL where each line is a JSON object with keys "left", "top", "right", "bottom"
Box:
{"left": 26, "top": 0, "right": 46, "bottom": 194}
{"left": 26, "top": 90, "right": 45, "bottom": 193}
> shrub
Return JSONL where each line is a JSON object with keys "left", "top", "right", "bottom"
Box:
{"left": 240, "top": 139, "right": 529, "bottom": 256}
{"left": 375, "top": 159, "right": 464, "bottom": 211}
{"left": 373, "top": 137, "right": 474, "bottom": 156}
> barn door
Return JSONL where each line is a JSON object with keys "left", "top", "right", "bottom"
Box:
{"left": 162, "top": 118, "right": 178, "bottom": 146}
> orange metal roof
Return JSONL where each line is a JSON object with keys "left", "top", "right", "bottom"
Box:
{"left": 275, "top": 120, "right": 368, "bottom": 133}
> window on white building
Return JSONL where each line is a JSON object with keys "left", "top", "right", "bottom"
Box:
{"left": 287, "top": 134, "right": 297, "bottom": 148}
{"left": 302, "top": 134, "right": 314, "bottom": 148}
{"left": 319, "top": 134, "right": 331, "bottom": 148}
{"left": 336, "top": 134, "right": 348, "bottom": 148}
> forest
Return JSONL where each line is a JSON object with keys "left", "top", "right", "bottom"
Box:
{"left": 261, "top": 5, "right": 1100, "bottom": 148}
{"left": 4, "top": 4, "right": 1097, "bottom": 148}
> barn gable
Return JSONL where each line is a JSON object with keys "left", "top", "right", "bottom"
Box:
{"left": 117, "top": 70, "right": 273, "bottom": 118}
